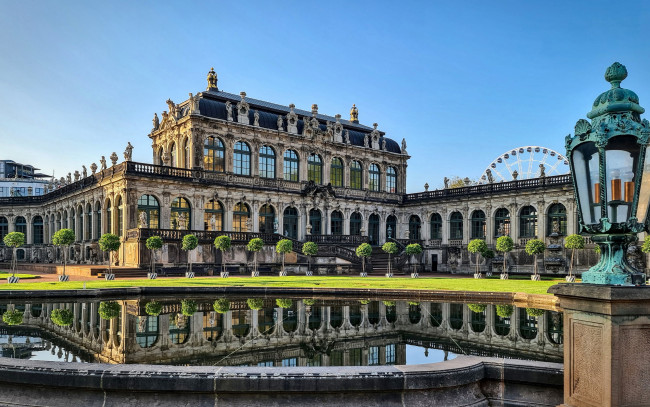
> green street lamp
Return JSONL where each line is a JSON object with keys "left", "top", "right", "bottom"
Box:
{"left": 566, "top": 62, "right": 649, "bottom": 285}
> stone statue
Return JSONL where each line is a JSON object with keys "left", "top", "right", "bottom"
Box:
{"left": 177, "top": 213, "right": 187, "bottom": 230}
{"left": 73, "top": 171, "right": 80, "bottom": 181}
{"left": 349, "top": 104, "right": 358, "bottom": 122}
{"left": 188, "top": 93, "right": 200, "bottom": 114}
{"left": 344, "top": 130, "right": 350, "bottom": 144}
{"left": 124, "top": 142, "right": 134, "bottom": 161}
{"left": 401, "top": 138, "right": 407, "bottom": 154}
{"left": 381, "top": 139, "right": 386, "bottom": 150}
{"left": 166, "top": 99, "right": 176, "bottom": 118}
{"left": 364, "top": 134, "right": 369, "bottom": 148}
{"left": 486, "top": 169, "right": 494, "bottom": 183}
{"left": 225, "top": 101, "right": 233, "bottom": 121}
{"left": 82, "top": 166, "right": 87, "bottom": 178}
{"left": 552, "top": 220, "right": 560, "bottom": 235}
{"left": 110, "top": 152, "right": 119, "bottom": 166}
{"left": 90, "top": 163, "right": 97, "bottom": 175}
{"left": 245, "top": 217, "right": 252, "bottom": 232}
{"left": 100, "top": 156, "right": 107, "bottom": 170}
{"left": 424, "top": 183, "right": 429, "bottom": 191}
{"left": 512, "top": 170, "right": 519, "bottom": 180}
{"left": 210, "top": 215, "right": 217, "bottom": 231}
{"left": 444, "top": 177, "right": 449, "bottom": 189}
{"left": 277, "top": 115, "right": 283, "bottom": 131}
{"left": 539, "top": 164, "right": 546, "bottom": 178}
{"left": 497, "top": 223, "right": 505, "bottom": 237}
{"left": 253, "top": 110, "right": 260, "bottom": 126}
{"left": 59, "top": 176, "right": 65, "bottom": 185}
{"left": 152, "top": 113, "right": 159, "bottom": 130}
{"left": 66, "top": 173, "right": 72, "bottom": 184}
{"left": 139, "top": 211, "right": 148, "bottom": 228}
{"left": 162, "top": 152, "right": 171, "bottom": 166}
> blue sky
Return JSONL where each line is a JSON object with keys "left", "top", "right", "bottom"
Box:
{"left": 1, "top": 0, "right": 650, "bottom": 192}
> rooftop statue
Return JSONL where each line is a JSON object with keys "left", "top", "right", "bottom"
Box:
{"left": 350, "top": 104, "right": 359, "bottom": 123}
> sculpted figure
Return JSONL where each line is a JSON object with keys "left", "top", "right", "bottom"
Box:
{"left": 152, "top": 113, "right": 160, "bottom": 130}
{"left": 110, "top": 152, "right": 119, "bottom": 166}
{"left": 344, "top": 130, "right": 350, "bottom": 144}
{"left": 277, "top": 115, "right": 283, "bottom": 131}
{"left": 100, "top": 156, "right": 107, "bottom": 170}
{"left": 254, "top": 110, "right": 260, "bottom": 126}
{"left": 225, "top": 101, "right": 233, "bottom": 121}
{"left": 381, "top": 139, "right": 386, "bottom": 150}
{"left": 486, "top": 169, "right": 494, "bottom": 183}
{"left": 73, "top": 171, "right": 80, "bottom": 181}
{"left": 401, "top": 138, "right": 407, "bottom": 153}
{"left": 210, "top": 215, "right": 217, "bottom": 231}
{"left": 82, "top": 165, "right": 87, "bottom": 178}
{"left": 177, "top": 213, "right": 187, "bottom": 230}
{"left": 444, "top": 177, "right": 449, "bottom": 189}
{"left": 139, "top": 211, "right": 148, "bottom": 228}
{"left": 90, "top": 162, "right": 97, "bottom": 175}
{"left": 124, "top": 142, "right": 134, "bottom": 161}
{"left": 66, "top": 173, "right": 72, "bottom": 184}
{"left": 539, "top": 163, "right": 546, "bottom": 178}
{"left": 364, "top": 134, "right": 369, "bottom": 148}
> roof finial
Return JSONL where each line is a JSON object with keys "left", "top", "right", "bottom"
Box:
{"left": 350, "top": 104, "right": 359, "bottom": 123}
{"left": 207, "top": 67, "right": 218, "bottom": 91}
{"left": 605, "top": 62, "right": 627, "bottom": 89}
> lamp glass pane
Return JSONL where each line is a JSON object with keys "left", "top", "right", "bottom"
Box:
{"left": 572, "top": 142, "right": 599, "bottom": 225}
{"left": 605, "top": 136, "right": 639, "bottom": 224}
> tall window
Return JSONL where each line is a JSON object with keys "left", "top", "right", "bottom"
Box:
{"left": 259, "top": 146, "right": 276, "bottom": 179}
{"left": 204, "top": 137, "right": 225, "bottom": 172}
{"left": 204, "top": 200, "right": 223, "bottom": 231}
{"left": 283, "top": 150, "right": 299, "bottom": 181}
{"left": 77, "top": 206, "right": 83, "bottom": 241}
{"left": 171, "top": 197, "right": 191, "bottom": 230}
{"left": 85, "top": 204, "right": 92, "bottom": 240}
{"left": 157, "top": 148, "right": 164, "bottom": 166}
{"left": 369, "top": 164, "right": 380, "bottom": 191}
{"left": 0, "top": 216, "right": 8, "bottom": 244}
{"left": 183, "top": 138, "right": 190, "bottom": 168}
{"left": 386, "top": 215, "right": 397, "bottom": 239}
{"left": 547, "top": 203, "right": 567, "bottom": 236}
{"left": 470, "top": 210, "right": 486, "bottom": 239}
{"left": 138, "top": 195, "right": 160, "bottom": 229}
{"left": 350, "top": 212, "right": 362, "bottom": 236}
{"left": 283, "top": 207, "right": 298, "bottom": 238}
{"left": 170, "top": 143, "right": 177, "bottom": 167}
{"left": 258, "top": 205, "right": 275, "bottom": 234}
{"left": 350, "top": 160, "right": 362, "bottom": 190}
{"left": 409, "top": 215, "right": 421, "bottom": 240}
{"left": 331, "top": 210, "right": 343, "bottom": 235}
{"left": 386, "top": 167, "right": 397, "bottom": 193}
{"left": 116, "top": 196, "right": 124, "bottom": 237}
{"left": 368, "top": 214, "right": 380, "bottom": 245}
{"left": 494, "top": 208, "right": 510, "bottom": 237}
{"left": 309, "top": 209, "right": 322, "bottom": 234}
{"left": 233, "top": 203, "right": 250, "bottom": 232}
{"left": 15, "top": 216, "right": 27, "bottom": 235}
{"left": 330, "top": 158, "right": 343, "bottom": 187}
{"left": 307, "top": 154, "right": 323, "bottom": 184}
{"left": 520, "top": 206, "right": 538, "bottom": 238}
{"left": 105, "top": 203, "right": 111, "bottom": 235}
{"left": 450, "top": 212, "right": 463, "bottom": 240}
{"left": 430, "top": 213, "right": 442, "bottom": 239}
{"left": 33, "top": 216, "right": 44, "bottom": 244}
{"left": 233, "top": 141, "right": 251, "bottom": 176}
{"left": 94, "top": 202, "right": 101, "bottom": 239}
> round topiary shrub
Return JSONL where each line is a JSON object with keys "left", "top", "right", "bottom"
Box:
{"left": 303, "top": 299, "right": 316, "bottom": 306}
{"left": 2, "top": 309, "right": 23, "bottom": 326}
{"left": 247, "top": 298, "right": 265, "bottom": 310}
{"left": 50, "top": 309, "right": 74, "bottom": 327}
{"left": 213, "top": 298, "right": 231, "bottom": 314}
{"left": 181, "top": 300, "right": 198, "bottom": 316}
{"left": 359, "top": 300, "right": 370, "bottom": 305}
{"left": 382, "top": 300, "right": 396, "bottom": 307}
{"left": 145, "top": 301, "right": 162, "bottom": 316}
{"left": 467, "top": 303, "right": 487, "bottom": 313}
{"left": 98, "top": 301, "right": 121, "bottom": 320}
{"left": 495, "top": 305, "right": 514, "bottom": 318}
{"left": 276, "top": 298, "right": 293, "bottom": 309}
{"left": 526, "top": 308, "right": 545, "bottom": 317}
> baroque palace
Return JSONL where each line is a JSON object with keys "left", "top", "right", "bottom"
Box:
{"left": 0, "top": 68, "right": 601, "bottom": 275}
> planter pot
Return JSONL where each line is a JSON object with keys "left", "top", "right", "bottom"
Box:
{"left": 279, "top": 271, "right": 288, "bottom": 277}
{"left": 486, "top": 271, "right": 493, "bottom": 277}
{"left": 500, "top": 273, "right": 509, "bottom": 280}
{"left": 565, "top": 275, "right": 576, "bottom": 283}
{"left": 58, "top": 275, "right": 69, "bottom": 282}
{"left": 359, "top": 272, "right": 368, "bottom": 277}
{"left": 105, "top": 273, "right": 115, "bottom": 281}
{"left": 186, "top": 272, "right": 195, "bottom": 279}
{"left": 474, "top": 273, "right": 483, "bottom": 279}
{"left": 305, "top": 270, "right": 313, "bottom": 276}
{"left": 411, "top": 273, "right": 419, "bottom": 278}
{"left": 531, "top": 274, "right": 541, "bottom": 281}
{"left": 385, "top": 273, "right": 394, "bottom": 278}
{"left": 147, "top": 273, "right": 157, "bottom": 280}
{"left": 220, "top": 271, "right": 229, "bottom": 278}
{"left": 251, "top": 271, "right": 260, "bottom": 277}
{"left": 7, "top": 276, "right": 19, "bottom": 284}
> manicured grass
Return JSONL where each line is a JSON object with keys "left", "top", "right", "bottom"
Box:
{"left": 0, "top": 275, "right": 570, "bottom": 295}
{"left": 0, "top": 271, "right": 39, "bottom": 280}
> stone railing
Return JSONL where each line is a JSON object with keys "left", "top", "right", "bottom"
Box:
{"left": 448, "top": 239, "right": 464, "bottom": 247}
{"left": 429, "top": 239, "right": 442, "bottom": 248}
{"left": 305, "top": 234, "right": 369, "bottom": 246}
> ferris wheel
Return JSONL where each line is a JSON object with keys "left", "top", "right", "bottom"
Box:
{"left": 479, "top": 146, "right": 570, "bottom": 184}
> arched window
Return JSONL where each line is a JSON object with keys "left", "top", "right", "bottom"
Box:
{"left": 14, "top": 216, "right": 27, "bottom": 236}
{"left": 547, "top": 203, "right": 567, "bottom": 236}
{"left": 494, "top": 208, "right": 510, "bottom": 237}
{"left": 307, "top": 154, "right": 323, "bottom": 184}
{"left": 33, "top": 216, "right": 44, "bottom": 244}
{"left": 258, "top": 205, "right": 275, "bottom": 234}
{"left": 0, "top": 216, "right": 8, "bottom": 244}
{"left": 330, "top": 158, "right": 343, "bottom": 187}
{"left": 450, "top": 212, "right": 463, "bottom": 240}
{"left": 331, "top": 210, "right": 343, "bottom": 235}
{"left": 283, "top": 207, "right": 298, "bottom": 238}
{"left": 136, "top": 316, "right": 159, "bottom": 348}
{"left": 430, "top": 213, "right": 442, "bottom": 239}
{"left": 369, "top": 164, "right": 380, "bottom": 191}
{"left": 85, "top": 203, "right": 92, "bottom": 240}
{"left": 386, "top": 215, "right": 397, "bottom": 239}
{"left": 157, "top": 148, "right": 164, "bottom": 166}
{"left": 76, "top": 206, "right": 83, "bottom": 241}
{"left": 233, "top": 141, "right": 251, "bottom": 176}
{"left": 184, "top": 138, "right": 190, "bottom": 168}
{"left": 105, "top": 202, "right": 111, "bottom": 235}
{"left": 350, "top": 212, "right": 362, "bottom": 236}
{"left": 204, "top": 200, "right": 223, "bottom": 231}
{"left": 519, "top": 206, "right": 538, "bottom": 238}
{"left": 233, "top": 203, "right": 250, "bottom": 232}
{"left": 309, "top": 209, "right": 322, "bottom": 235}
{"left": 350, "top": 160, "right": 362, "bottom": 190}
{"left": 204, "top": 137, "right": 225, "bottom": 172}
{"left": 408, "top": 215, "right": 421, "bottom": 240}
{"left": 169, "top": 315, "right": 189, "bottom": 344}
{"left": 368, "top": 214, "right": 380, "bottom": 245}
{"left": 259, "top": 146, "right": 276, "bottom": 179}
{"left": 283, "top": 150, "right": 299, "bottom": 181}
{"left": 116, "top": 196, "right": 124, "bottom": 237}
{"left": 171, "top": 197, "right": 191, "bottom": 230}
{"left": 386, "top": 167, "right": 397, "bottom": 193}
{"left": 137, "top": 195, "right": 160, "bottom": 229}
{"left": 94, "top": 202, "right": 101, "bottom": 239}
{"left": 470, "top": 210, "right": 486, "bottom": 239}
{"left": 170, "top": 143, "right": 177, "bottom": 167}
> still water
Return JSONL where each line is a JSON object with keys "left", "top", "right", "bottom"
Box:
{"left": 0, "top": 296, "right": 562, "bottom": 366}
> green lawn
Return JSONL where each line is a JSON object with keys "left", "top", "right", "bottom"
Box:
{"left": 0, "top": 271, "right": 39, "bottom": 280}
{"left": 0, "top": 275, "right": 570, "bottom": 295}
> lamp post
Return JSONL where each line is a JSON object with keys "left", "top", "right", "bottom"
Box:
{"left": 565, "top": 62, "right": 649, "bottom": 285}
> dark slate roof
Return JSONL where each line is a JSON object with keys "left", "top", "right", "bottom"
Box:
{"left": 195, "top": 91, "right": 401, "bottom": 154}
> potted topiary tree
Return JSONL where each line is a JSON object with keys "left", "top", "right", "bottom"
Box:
{"left": 182, "top": 234, "right": 199, "bottom": 278}
{"left": 356, "top": 242, "right": 372, "bottom": 277}
{"left": 525, "top": 308, "right": 545, "bottom": 317}
{"left": 98, "top": 301, "right": 121, "bottom": 320}
{"left": 302, "top": 241, "right": 318, "bottom": 276}
{"left": 50, "top": 308, "right": 74, "bottom": 327}
{"left": 276, "top": 239, "right": 293, "bottom": 276}
{"left": 52, "top": 228, "right": 75, "bottom": 282}
{"left": 98, "top": 233, "right": 120, "bottom": 280}
{"left": 482, "top": 249, "right": 495, "bottom": 277}
{"left": 247, "top": 237, "right": 264, "bottom": 277}
{"left": 495, "top": 304, "right": 514, "bottom": 318}
{"left": 213, "top": 298, "right": 230, "bottom": 314}
{"left": 405, "top": 243, "right": 423, "bottom": 278}
{"left": 181, "top": 299, "right": 198, "bottom": 316}
{"left": 246, "top": 298, "right": 264, "bottom": 310}
{"left": 467, "top": 239, "right": 488, "bottom": 279}
{"left": 525, "top": 238, "right": 546, "bottom": 281}
{"left": 145, "top": 301, "right": 162, "bottom": 316}
{"left": 3, "top": 231, "right": 25, "bottom": 283}
{"left": 145, "top": 236, "right": 163, "bottom": 279}
{"left": 564, "top": 234, "right": 585, "bottom": 283}
{"left": 382, "top": 242, "right": 398, "bottom": 276}
{"left": 496, "top": 235, "right": 514, "bottom": 280}
{"left": 214, "top": 235, "right": 232, "bottom": 278}
{"left": 2, "top": 309, "right": 23, "bottom": 326}
{"left": 276, "top": 298, "right": 293, "bottom": 309}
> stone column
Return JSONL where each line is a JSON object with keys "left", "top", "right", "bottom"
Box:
{"left": 549, "top": 284, "right": 650, "bottom": 407}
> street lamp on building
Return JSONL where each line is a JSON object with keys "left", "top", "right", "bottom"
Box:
{"left": 566, "top": 62, "right": 649, "bottom": 285}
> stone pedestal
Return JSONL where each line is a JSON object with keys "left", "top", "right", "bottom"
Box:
{"left": 549, "top": 284, "right": 650, "bottom": 407}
